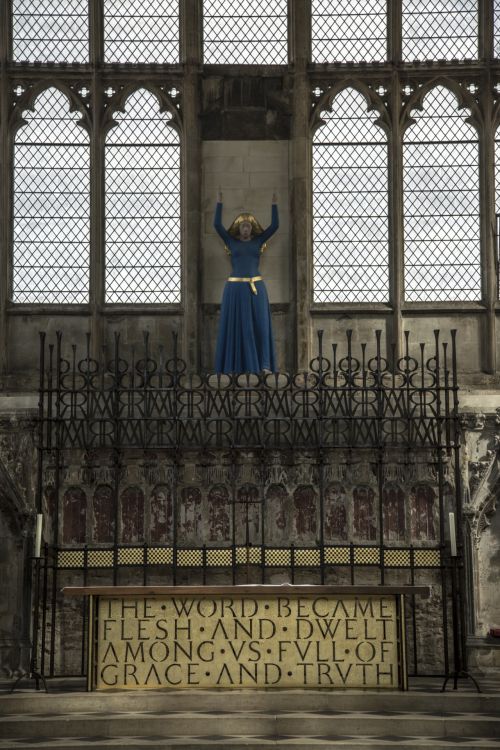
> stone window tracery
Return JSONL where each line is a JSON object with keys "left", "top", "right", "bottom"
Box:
{"left": 312, "top": 88, "right": 389, "bottom": 303}
{"left": 403, "top": 85, "right": 480, "bottom": 302}
{"left": 13, "top": 87, "right": 90, "bottom": 304}
{"left": 105, "top": 88, "right": 181, "bottom": 304}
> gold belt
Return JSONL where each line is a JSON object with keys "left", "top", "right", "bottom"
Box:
{"left": 227, "top": 276, "right": 263, "bottom": 295}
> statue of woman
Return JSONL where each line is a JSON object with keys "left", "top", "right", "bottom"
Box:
{"left": 213, "top": 191, "right": 279, "bottom": 374}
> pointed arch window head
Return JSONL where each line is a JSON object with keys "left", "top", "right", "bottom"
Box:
{"left": 12, "top": 0, "right": 88, "bottom": 63}
{"left": 104, "top": 0, "right": 179, "bottom": 63}
{"left": 403, "top": 85, "right": 480, "bottom": 302}
{"left": 105, "top": 88, "right": 181, "bottom": 304}
{"left": 203, "top": 0, "right": 288, "bottom": 64}
{"left": 402, "top": 1, "right": 478, "bottom": 61}
{"left": 312, "top": 88, "right": 389, "bottom": 304}
{"left": 311, "top": 0, "right": 387, "bottom": 63}
{"left": 13, "top": 87, "right": 90, "bottom": 304}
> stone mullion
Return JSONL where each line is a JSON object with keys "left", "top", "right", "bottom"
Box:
{"left": 479, "top": 0, "right": 494, "bottom": 60}
{"left": 479, "top": 70, "right": 497, "bottom": 373}
{"left": 387, "top": 0, "right": 402, "bottom": 63}
{"left": 388, "top": 73, "right": 404, "bottom": 363}
{"left": 0, "top": 1, "right": 11, "bottom": 376}
{"left": 180, "top": 0, "right": 202, "bottom": 369}
{"left": 89, "top": 0, "right": 105, "bottom": 358}
{"left": 290, "top": 0, "right": 312, "bottom": 370}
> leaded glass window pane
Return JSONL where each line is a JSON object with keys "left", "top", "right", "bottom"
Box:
{"left": 403, "top": 86, "right": 480, "bottom": 302}
{"left": 494, "top": 1, "right": 500, "bottom": 58}
{"left": 312, "top": 88, "right": 389, "bottom": 303}
{"left": 12, "top": 0, "right": 88, "bottom": 63}
{"left": 402, "top": 1, "right": 478, "bottom": 61}
{"left": 311, "top": 0, "right": 387, "bottom": 63}
{"left": 104, "top": 0, "right": 179, "bottom": 63}
{"left": 13, "top": 88, "right": 90, "bottom": 304}
{"left": 105, "top": 89, "right": 181, "bottom": 304}
{"left": 203, "top": 0, "right": 288, "bottom": 64}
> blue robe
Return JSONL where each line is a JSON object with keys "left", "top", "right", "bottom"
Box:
{"left": 214, "top": 202, "right": 279, "bottom": 374}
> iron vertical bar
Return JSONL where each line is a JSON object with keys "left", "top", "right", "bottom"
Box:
{"left": 112, "top": 333, "right": 121, "bottom": 586}
{"left": 434, "top": 330, "right": 450, "bottom": 676}
{"left": 451, "top": 329, "right": 468, "bottom": 671}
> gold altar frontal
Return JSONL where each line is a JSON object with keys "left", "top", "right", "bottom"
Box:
{"left": 63, "top": 585, "right": 429, "bottom": 691}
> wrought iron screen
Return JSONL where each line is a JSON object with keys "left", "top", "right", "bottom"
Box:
{"left": 402, "top": 0, "right": 478, "bottom": 61}
{"left": 105, "top": 89, "right": 181, "bottom": 304}
{"left": 403, "top": 86, "right": 480, "bottom": 302}
{"left": 203, "top": 0, "right": 288, "bottom": 64}
{"left": 311, "top": 0, "right": 387, "bottom": 63}
{"left": 34, "top": 327, "right": 463, "bottom": 679}
{"left": 13, "top": 87, "right": 90, "bottom": 304}
{"left": 313, "top": 88, "right": 389, "bottom": 303}
{"left": 104, "top": 0, "right": 179, "bottom": 63}
{"left": 12, "top": 0, "right": 89, "bottom": 63}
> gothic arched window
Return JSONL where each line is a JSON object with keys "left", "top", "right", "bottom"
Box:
{"left": 13, "top": 87, "right": 90, "bottom": 303}
{"left": 403, "top": 86, "right": 480, "bottom": 302}
{"left": 203, "top": 0, "right": 288, "bottom": 64}
{"left": 105, "top": 88, "right": 181, "bottom": 303}
{"left": 313, "top": 88, "right": 389, "bottom": 303}
{"left": 311, "top": 0, "right": 387, "bottom": 63}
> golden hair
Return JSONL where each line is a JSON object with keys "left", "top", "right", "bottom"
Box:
{"left": 225, "top": 213, "right": 268, "bottom": 254}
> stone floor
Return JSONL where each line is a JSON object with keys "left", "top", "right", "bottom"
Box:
{"left": 0, "top": 675, "right": 499, "bottom": 749}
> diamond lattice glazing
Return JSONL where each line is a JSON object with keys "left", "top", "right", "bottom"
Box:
{"left": 105, "top": 89, "right": 181, "bottom": 304}
{"left": 13, "top": 88, "right": 90, "bottom": 304}
{"left": 203, "top": 0, "right": 288, "bottom": 64}
{"left": 495, "top": 1, "right": 500, "bottom": 57}
{"left": 311, "top": 0, "right": 386, "bottom": 63}
{"left": 403, "top": 86, "right": 480, "bottom": 302}
{"left": 12, "top": 0, "right": 88, "bottom": 62}
{"left": 104, "top": 0, "right": 179, "bottom": 63}
{"left": 312, "top": 89, "right": 389, "bottom": 303}
{"left": 402, "top": 0, "right": 477, "bottom": 61}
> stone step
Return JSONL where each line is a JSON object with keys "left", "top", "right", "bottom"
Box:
{"left": 1, "top": 710, "right": 500, "bottom": 740}
{"left": 1, "top": 687, "right": 498, "bottom": 715}
{"left": 2, "top": 741, "right": 500, "bottom": 750}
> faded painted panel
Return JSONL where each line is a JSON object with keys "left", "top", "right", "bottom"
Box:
{"left": 178, "top": 486, "right": 202, "bottom": 540}
{"left": 235, "top": 483, "right": 260, "bottom": 544}
{"left": 383, "top": 485, "right": 405, "bottom": 542}
{"left": 265, "top": 483, "right": 288, "bottom": 543}
{"left": 120, "top": 486, "right": 145, "bottom": 543}
{"left": 324, "top": 482, "right": 348, "bottom": 541}
{"left": 92, "top": 485, "right": 114, "bottom": 544}
{"left": 62, "top": 487, "right": 86, "bottom": 544}
{"left": 410, "top": 485, "right": 436, "bottom": 541}
{"left": 294, "top": 484, "right": 317, "bottom": 540}
{"left": 150, "top": 484, "right": 172, "bottom": 543}
{"left": 353, "top": 486, "right": 376, "bottom": 541}
{"left": 208, "top": 484, "right": 230, "bottom": 541}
